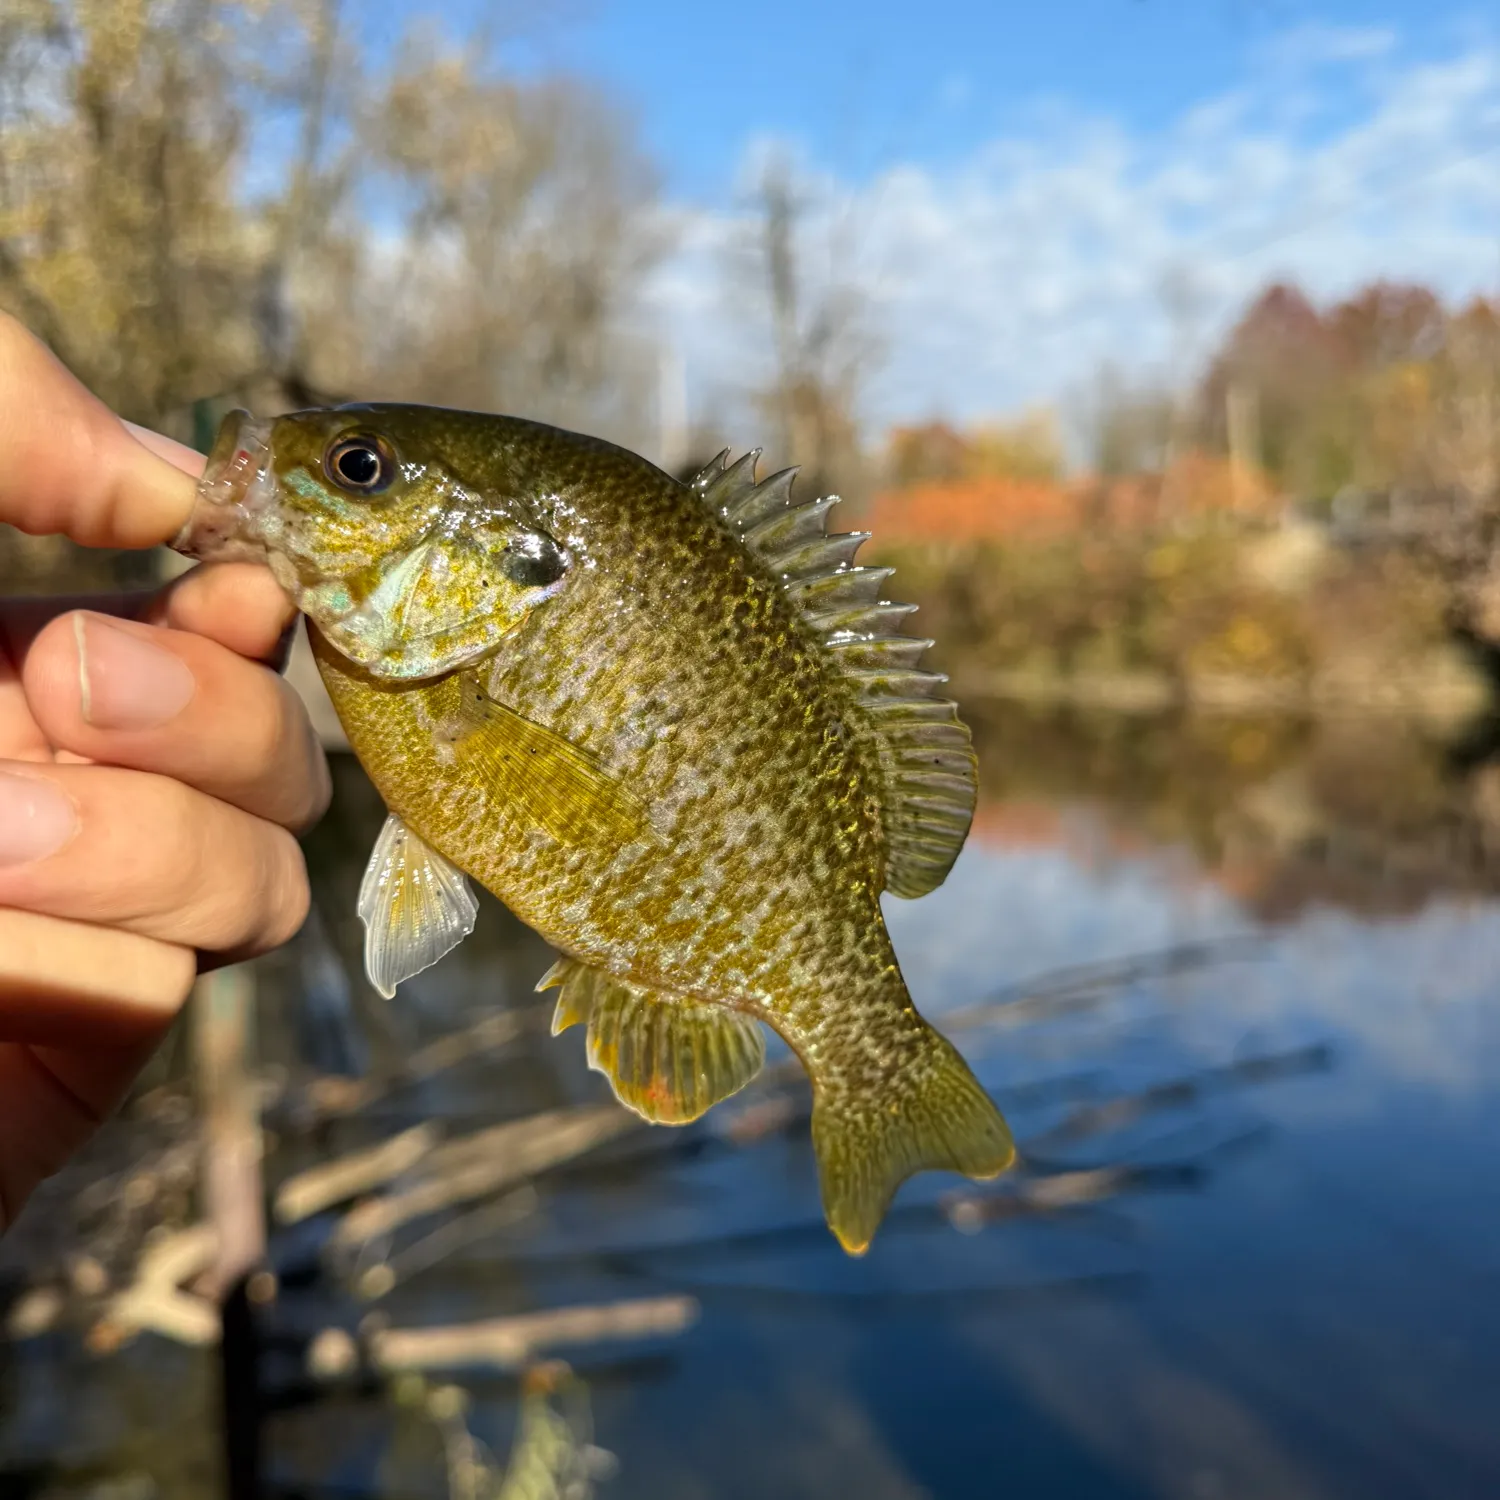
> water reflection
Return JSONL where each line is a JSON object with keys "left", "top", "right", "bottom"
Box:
{"left": 966, "top": 698, "right": 1500, "bottom": 921}
{"left": 4, "top": 702, "right": 1500, "bottom": 1497}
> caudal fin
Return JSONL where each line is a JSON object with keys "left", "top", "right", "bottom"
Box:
{"left": 811, "top": 1022, "right": 1015, "bottom": 1254}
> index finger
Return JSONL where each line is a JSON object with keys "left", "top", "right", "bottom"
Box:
{"left": 0, "top": 314, "right": 200, "bottom": 549}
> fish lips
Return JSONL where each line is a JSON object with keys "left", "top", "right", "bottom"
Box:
{"left": 172, "top": 408, "right": 279, "bottom": 564}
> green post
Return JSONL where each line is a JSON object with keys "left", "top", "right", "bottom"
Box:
{"left": 192, "top": 397, "right": 218, "bottom": 456}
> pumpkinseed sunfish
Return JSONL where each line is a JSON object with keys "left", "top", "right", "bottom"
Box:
{"left": 174, "top": 405, "right": 1016, "bottom": 1251}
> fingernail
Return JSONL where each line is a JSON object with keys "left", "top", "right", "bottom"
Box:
{"left": 0, "top": 772, "right": 77, "bottom": 866}
{"left": 123, "top": 419, "right": 207, "bottom": 478}
{"left": 77, "top": 615, "right": 196, "bottom": 731}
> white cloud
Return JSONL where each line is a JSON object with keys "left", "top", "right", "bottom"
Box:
{"left": 1254, "top": 21, "right": 1398, "bottom": 71}
{"left": 643, "top": 27, "right": 1500, "bottom": 451}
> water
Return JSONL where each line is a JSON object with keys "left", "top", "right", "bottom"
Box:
{"left": 5, "top": 702, "right": 1500, "bottom": 1498}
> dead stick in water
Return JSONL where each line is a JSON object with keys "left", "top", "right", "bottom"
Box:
{"left": 332, "top": 1104, "right": 637, "bottom": 1248}
{"left": 942, "top": 1163, "right": 1200, "bottom": 1231}
{"left": 298, "top": 1011, "right": 526, "bottom": 1122}
{"left": 943, "top": 936, "right": 1264, "bottom": 1031}
{"left": 90, "top": 1223, "right": 221, "bottom": 1350}
{"left": 371, "top": 1187, "right": 540, "bottom": 1295}
{"left": 274, "top": 1122, "right": 442, "bottom": 1224}
{"left": 1021, "top": 1043, "right": 1332, "bottom": 1153}
{"left": 308, "top": 1296, "right": 699, "bottom": 1377}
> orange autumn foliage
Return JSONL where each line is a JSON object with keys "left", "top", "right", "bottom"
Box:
{"left": 865, "top": 451, "right": 1278, "bottom": 546}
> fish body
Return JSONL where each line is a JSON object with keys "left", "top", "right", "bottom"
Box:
{"left": 177, "top": 404, "right": 1015, "bottom": 1250}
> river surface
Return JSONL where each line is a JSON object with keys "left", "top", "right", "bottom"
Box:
{"left": 4, "top": 700, "right": 1500, "bottom": 1499}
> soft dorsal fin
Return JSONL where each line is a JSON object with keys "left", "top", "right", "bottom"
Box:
{"left": 687, "top": 451, "right": 976, "bottom": 897}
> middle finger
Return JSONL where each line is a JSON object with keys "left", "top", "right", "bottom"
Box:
{"left": 0, "top": 759, "right": 310, "bottom": 956}
{"left": 21, "top": 609, "right": 330, "bottom": 832}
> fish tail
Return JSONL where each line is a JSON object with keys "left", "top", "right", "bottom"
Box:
{"left": 810, "top": 1017, "right": 1015, "bottom": 1255}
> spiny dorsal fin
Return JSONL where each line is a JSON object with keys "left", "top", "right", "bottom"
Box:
{"left": 538, "top": 958, "right": 765, "bottom": 1123}
{"left": 691, "top": 450, "right": 976, "bottom": 898}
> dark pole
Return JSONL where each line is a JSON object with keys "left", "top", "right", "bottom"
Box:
{"left": 220, "top": 1273, "right": 264, "bottom": 1500}
{"left": 193, "top": 965, "right": 270, "bottom": 1500}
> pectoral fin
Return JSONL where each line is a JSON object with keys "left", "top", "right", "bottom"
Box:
{"left": 538, "top": 959, "right": 765, "bottom": 1124}
{"left": 358, "top": 813, "right": 478, "bottom": 998}
{"left": 452, "top": 680, "right": 650, "bottom": 848}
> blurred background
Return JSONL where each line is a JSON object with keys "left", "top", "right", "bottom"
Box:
{"left": 4, "top": 1, "right": 1500, "bottom": 1496}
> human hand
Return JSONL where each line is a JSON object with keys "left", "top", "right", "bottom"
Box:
{"left": 0, "top": 315, "right": 328, "bottom": 1229}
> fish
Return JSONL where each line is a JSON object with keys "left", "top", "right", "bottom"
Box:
{"left": 174, "top": 404, "right": 1016, "bottom": 1252}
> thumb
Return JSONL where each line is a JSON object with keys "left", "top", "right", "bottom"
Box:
{"left": 0, "top": 314, "right": 200, "bottom": 550}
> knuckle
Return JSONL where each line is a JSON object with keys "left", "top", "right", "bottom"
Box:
{"left": 255, "top": 828, "right": 311, "bottom": 951}
{"left": 150, "top": 782, "right": 255, "bottom": 938}
{"left": 171, "top": 816, "right": 308, "bottom": 955}
{"left": 261, "top": 679, "right": 331, "bottom": 832}
{"left": 241, "top": 676, "right": 293, "bottom": 774}
{"left": 166, "top": 785, "right": 231, "bottom": 913}
{"left": 293, "top": 737, "right": 333, "bottom": 833}
{"left": 103, "top": 779, "right": 214, "bottom": 928}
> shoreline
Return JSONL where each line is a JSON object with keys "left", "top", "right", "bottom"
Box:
{"left": 953, "top": 665, "right": 1496, "bottom": 727}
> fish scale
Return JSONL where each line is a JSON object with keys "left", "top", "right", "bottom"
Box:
{"left": 177, "top": 403, "right": 1016, "bottom": 1252}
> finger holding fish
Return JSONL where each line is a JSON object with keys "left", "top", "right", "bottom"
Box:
{"left": 0, "top": 314, "right": 317, "bottom": 1229}
{"left": 146, "top": 559, "right": 299, "bottom": 664}
{"left": 0, "top": 564, "right": 295, "bottom": 695}
{"left": 0, "top": 312, "right": 197, "bottom": 548}
{"left": 0, "top": 760, "right": 309, "bottom": 957}
{"left": 21, "top": 608, "right": 329, "bottom": 832}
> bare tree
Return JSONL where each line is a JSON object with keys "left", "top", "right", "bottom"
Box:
{"left": 0, "top": 2, "right": 668, "bottom": 447}
{"left": 730, "top": 150, "right": 881, "bottom": 505}
{"left": 301, "top": 36, "right": 666, "bottom": 448}
{"left": 0, "top": 0, "right": 268, "bottom": 434}
{"left": 1085, "top": 364, "right": 1175, "bottom": 478}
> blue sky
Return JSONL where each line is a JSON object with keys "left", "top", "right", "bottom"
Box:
{"left": 380, "top": 1, "right": 1489, "bottom": 196}
{"left": 369, "top": 2, "right": 1500, "bottom": 443}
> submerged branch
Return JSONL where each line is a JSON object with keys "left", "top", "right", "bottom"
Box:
{"left": 274, "top": 1121, "right": 442, "bottom": 1224}
{"left": 331, "top": 1104, "right": 638, "bottom": 1248}
{"left": 1022, "top": 1044, "right": 1333, "bottom": 1155}
{"left": 287, "top": 1010, "right": 526, "bottom": 1125}
{"left": 307, "top": 1295, "right": 699, "bottom": 1377}
{"left": 943, "top": 935, "right": 1266, "bottom": 1031}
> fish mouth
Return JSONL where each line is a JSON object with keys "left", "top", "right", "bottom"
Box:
{"left": 171, "top": 409, "right": 278, "bottom": 563}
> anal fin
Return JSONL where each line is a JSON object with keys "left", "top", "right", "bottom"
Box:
{"left": 537, "top": 958, "right": 765, "bottom": 1124}
{"left": 358, "top": 813, "right": 478, "bottom": 998}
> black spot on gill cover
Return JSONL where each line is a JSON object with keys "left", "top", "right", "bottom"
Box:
{"left": 504, "top": 533, "right": 568, "bottom": 589}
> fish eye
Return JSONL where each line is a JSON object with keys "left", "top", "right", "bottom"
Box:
{"left": 502, "top": 533, "right": 568, "bottom": 589}
{"left": 324, "top": 433, "right": 397, "bottom": 495}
